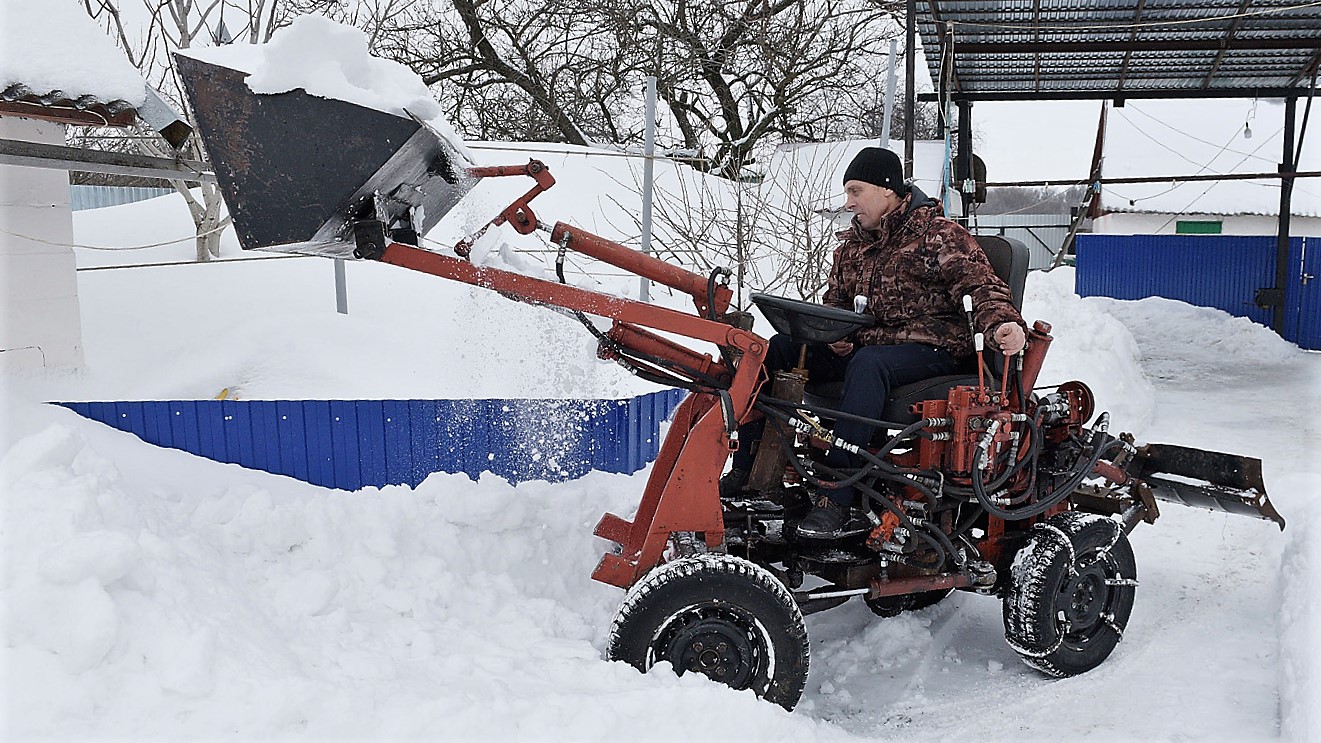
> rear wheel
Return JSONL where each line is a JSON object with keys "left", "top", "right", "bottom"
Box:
{"left": 1003, "top": 512, "right": 1137, "bottom": 677}
{"left": 606, "top": 554, "right": 809, "bottom": 709}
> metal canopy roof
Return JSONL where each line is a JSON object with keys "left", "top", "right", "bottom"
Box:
{"left": 917, "top": 0, "right": 1321, "bottom": 101}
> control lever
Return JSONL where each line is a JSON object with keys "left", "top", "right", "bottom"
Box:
{"left": 963, "top": 294, "right": 990, "bottom": 401}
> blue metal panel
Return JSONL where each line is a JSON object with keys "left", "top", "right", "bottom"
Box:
{"left": 382, "top": 400, "right": 413, "bottom": 487}
{"left": 253, "top": 401, "right": 281, "bottom": 474}
{"left": 176, "top": 401, "right": 201, "bottom": 456}
{"left": 1295, "top": 238, "right": 1321, "bottom": 349}
{"left": 408, "top": 400, "right": 442, "bottom": 487}
{"left": 195, "top": 401, "right": 225, "bottom": 463}
{"left": 328, "top": 401, "right": 360, "bottom": 491}
{"left": 1076, "top": 235, "right": 1276, "bottom": 324}
{"left": 356, "top": 401, "right": 388, "bottom": 488}
{"left": 276, "top": 401, "right": 307, "bottom": 482}
{"left": 231, "top": 401, "right": 256, "bottom": 469}
{"left": 53, "top": 388, "right": 691, "bottom": 490}
{"left": 217, "top": 400, "right": 241, "bottom": 464}
{"left": 304, "top": 400, "right": 335, "bottom": 488}
{"left": 145, "top": 401, "right": 172, "bottom": 447}
{"left": 122, "top": 401, "right": 147, "bottom": 441}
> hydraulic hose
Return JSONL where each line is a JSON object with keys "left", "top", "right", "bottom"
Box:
{"left": 971, "top": 420, "right": 1117, "bottom": 521}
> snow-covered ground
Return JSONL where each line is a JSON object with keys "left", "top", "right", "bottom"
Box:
{"left": 6, "top": 12, "right": 1319, "bottom": 740}
{"left": 3, "top": 179, "right": 1319, "bottom": 739}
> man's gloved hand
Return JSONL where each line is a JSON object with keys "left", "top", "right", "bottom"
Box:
{"left": 828, "top": 339, "right": 855, "bottom": 357}
{"left": 992, "top": 322, "right": 1026, "bottom": 355}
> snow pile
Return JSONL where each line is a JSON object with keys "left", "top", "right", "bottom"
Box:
{"left": 0, "top": 0, "right": 146, "bottom": 105}
{"left": 1279, "top": 482, "right": 1321, "bottom": 741}
{"left": 1021, "top": 268, "right": 1156, "bottom": 433}
{"left": 0, "top": 398, "right": 844, "bottom": 741}
{"left": 180, "top": 15, "right": 473, "bottom": 164}
{"left": 1085, "top": 292, "right": 1301, "bottom": 382}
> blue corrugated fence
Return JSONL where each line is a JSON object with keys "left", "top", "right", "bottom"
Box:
{"left": 1075, "top": 234, "right": 1318, "bottom": 350}
{"left": 58, "top": 388, "right": 688, "bottom": 489}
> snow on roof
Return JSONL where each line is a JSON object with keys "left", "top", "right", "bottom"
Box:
{"left": 1100, "top": 99, "right": 1321, "bottom": 218}
{"left": 0, "top": 0, "right": 147, "bottom": 108}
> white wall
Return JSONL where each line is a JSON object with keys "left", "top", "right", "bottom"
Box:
{"left": 0, "top": 116, "right": 85, "bottom": 371}
{"left": 1094, "top": 211, "right": 1321, "bottom": 237}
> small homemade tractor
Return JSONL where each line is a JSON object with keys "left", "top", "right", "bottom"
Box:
{"left": 179, "top": 56, "right": 1285, "bottom": 710}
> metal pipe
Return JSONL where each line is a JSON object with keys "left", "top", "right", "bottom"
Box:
{"left": 640, "top": 76, "right": 657, "bottom": 303}
{"left": 1274, "top": 96, "right": 1297, "bottom": 333}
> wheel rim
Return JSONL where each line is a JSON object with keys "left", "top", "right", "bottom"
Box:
{"left": 652, "top": 604, "right": 765, "bottom": 689}
{"left": 1057, "top": 549, "right": 1122, "bottom": 645}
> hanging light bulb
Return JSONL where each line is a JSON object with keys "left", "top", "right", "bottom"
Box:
{"left": 1244, "top": 121, "right": 1253, "bottom": 139}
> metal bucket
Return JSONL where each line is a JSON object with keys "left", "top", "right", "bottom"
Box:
{"left": 176, "top": 54, "right": 476, "bottom": 257}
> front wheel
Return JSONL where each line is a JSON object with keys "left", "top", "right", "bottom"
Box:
{"left": 606, "top": 554, "right": 809, "bottom": 710}
{"left": 1002, "top": 512, "right": 1137, "bottom": 677}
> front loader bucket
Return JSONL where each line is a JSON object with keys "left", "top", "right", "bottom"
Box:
{"left": 176, "top": 54, "right": 476, "bottom": 257}
{"left": 1132, "top": 443, "right": 1284, "bottom": 529}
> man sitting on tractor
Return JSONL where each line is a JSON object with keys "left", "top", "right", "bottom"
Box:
{"left": 723, "top": 146, "right": 1028, "bottom": 539}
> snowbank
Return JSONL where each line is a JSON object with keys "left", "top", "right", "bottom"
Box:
{"left": 1279, "top": 477, "right": 1321, "bottom": 741}
{"left": 1021, "top": 268, "right": 1155, "bottom": 433}
{"left": 0, "top": 398, "right": 847, "bottom": 741}
{"left": 0, "top": 0, "right": 146, "bottom": 105}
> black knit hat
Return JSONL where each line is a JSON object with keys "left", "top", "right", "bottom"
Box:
{"left": 842, "top": 147, "right": 906, "bottom": 194}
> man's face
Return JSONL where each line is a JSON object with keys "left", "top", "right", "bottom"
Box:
{"left": 843, "top": 180, "right": 903, "bottom": 231}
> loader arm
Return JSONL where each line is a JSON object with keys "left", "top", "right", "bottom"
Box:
{"left": 364, "top": 234, "right": 768, "bottom": 588}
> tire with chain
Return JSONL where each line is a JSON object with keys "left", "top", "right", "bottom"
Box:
{"left": 606, "top": 554, "right": 809, "bottom": 710}
{"left": 1002, "top": 511, "right": 1137, "bottom": 677}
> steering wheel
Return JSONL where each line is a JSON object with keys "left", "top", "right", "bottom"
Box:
{"left": 749, "top": 293, "right": 874, "bottom": 345}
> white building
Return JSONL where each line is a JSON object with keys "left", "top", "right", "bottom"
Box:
{"left": 1, "top": 2, "right": 158, "bottom": 372}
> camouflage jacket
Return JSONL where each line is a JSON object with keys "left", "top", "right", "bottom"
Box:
{"left": 822, "top": 186, "right": 1024, "bottom": 359}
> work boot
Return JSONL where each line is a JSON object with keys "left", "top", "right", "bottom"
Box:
{"left": 796, "top": 495, "right": 847, "bottom": 539}
{"left": 719, "top": 468, "right": 750, "bottom": 499}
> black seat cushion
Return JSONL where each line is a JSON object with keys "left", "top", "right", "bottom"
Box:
{"left": 803, "top": 374, "right": 984, "bottom": 427}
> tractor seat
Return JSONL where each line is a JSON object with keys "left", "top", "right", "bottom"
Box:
{"left": 798, "top": 235, "right": 1030, "bottom": 426}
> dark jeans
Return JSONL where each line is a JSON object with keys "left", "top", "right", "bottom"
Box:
{"left": 736, "top": 334, "right": 963, "bottom": 507}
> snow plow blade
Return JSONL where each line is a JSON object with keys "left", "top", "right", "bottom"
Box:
{"left": 176, "top": 54, "right": 475, "bottom": 258}
{"left": 1131, "top": 443, "right": 1283, "bottom": 530}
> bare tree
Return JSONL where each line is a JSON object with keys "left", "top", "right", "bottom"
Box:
{"left": 78, "top": 0, "right": 312, "bottom": 259}
{"left": 605, "top": 144, "right": 844, "bottom": 309}
{"left": 371, "top": 0, "right": 903, "bottom": 178}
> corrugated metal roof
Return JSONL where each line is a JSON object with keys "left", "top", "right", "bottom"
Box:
{"left": 0, "top": 83, "right": 137, "bottom": 127}
{"left": 918, "top": 0, "right": 1321, "bottom": 101}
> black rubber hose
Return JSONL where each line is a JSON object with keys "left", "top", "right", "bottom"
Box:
{"left": 972, "top": 425, "right": 1116, "bottom": 521}
{"left": 756, "top": 395, "right": 917, "bottom": 434}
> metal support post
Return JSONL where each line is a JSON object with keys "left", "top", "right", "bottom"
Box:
{"left": 882, "top": 38, "right": 899, "bottom": 149}
{"left": 334, "top": 258, "right": 348, "bottom": 314}
{"left": 1273, "top": 96, "right": 1297, "bottom": 333}
{"left": 640, "top": 76, "right": 658, "bottom": 303}
{"left": 904, "top": 0, "right": 916, "bottom": 178}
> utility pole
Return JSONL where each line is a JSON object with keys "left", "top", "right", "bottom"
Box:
{"left": 881, "top": 38, "right": 899, "bottom": 149}
{"left": 640, "top": 76, "right": 658, "bottom": 303}
{"left": 904, "top": 0, "right": 916, "bottom": 178}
